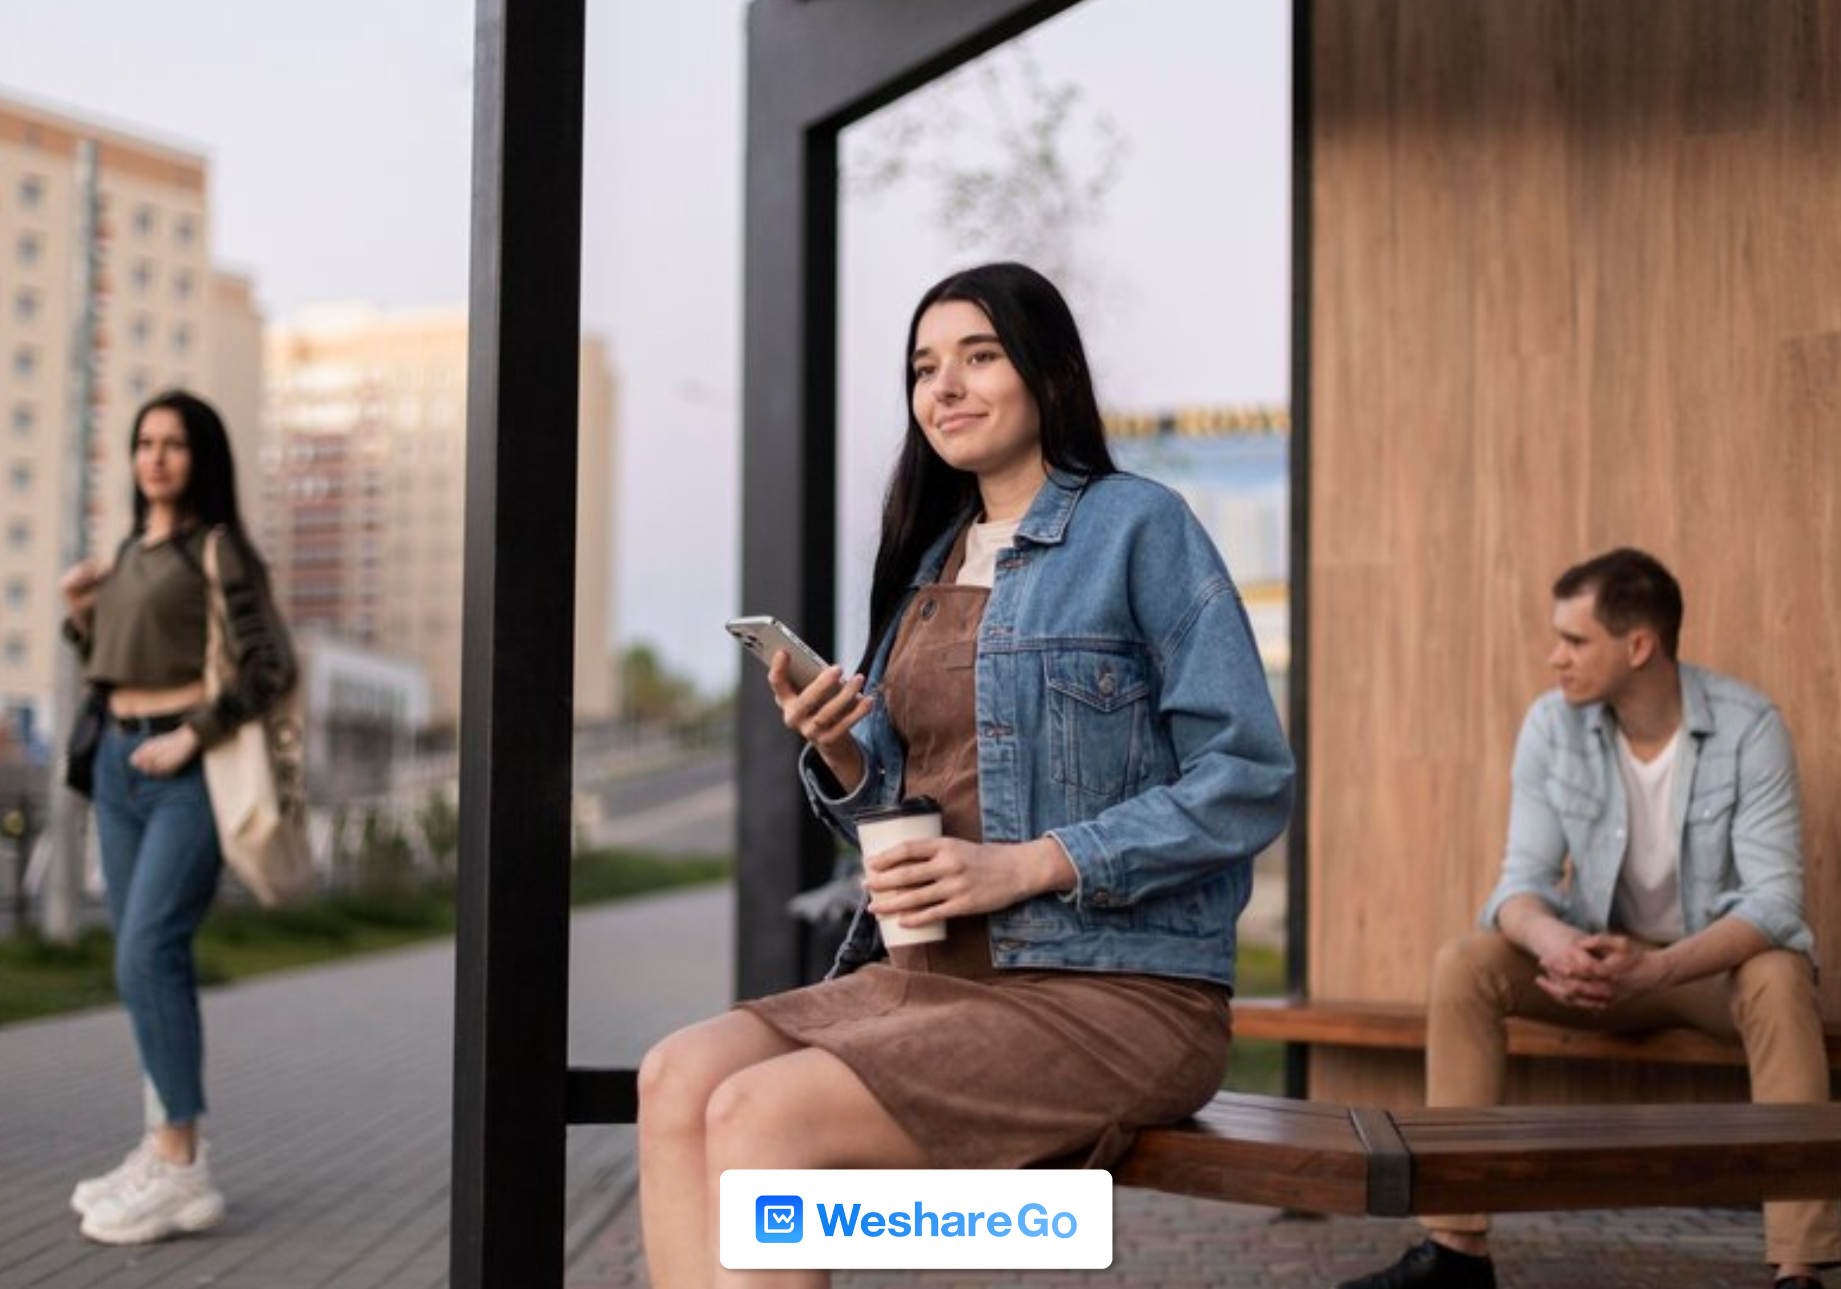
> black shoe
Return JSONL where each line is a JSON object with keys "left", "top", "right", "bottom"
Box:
{"left": 1336, "top": 1239, "right": 1498, "bottom": 1289}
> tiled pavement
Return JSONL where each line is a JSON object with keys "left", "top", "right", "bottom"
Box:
{"left": 0, "top": 885, "right": 730, "bottom": 1289}
{"left": 2, "top": 879, "right": 1786, "bottom": 1288}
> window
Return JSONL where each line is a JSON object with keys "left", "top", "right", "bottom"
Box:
{"left": 2, "top": 635, "right": 25, "bottom": 669}
{"left": 14, "top": 290, "right": 36, "bottom": 322}
{"left": 9, "top": 405, "right": 30, "bottom": 435}
{"left": 6, "top": 520, "right": 28, "bottom": 551}
{"left": 173, "top": 270, "right": 194, "bottom": 302}
{"left": 129, "top": 369, "right": 151, "bottom": 399}
{"left": 9, "top": 462, "right": 30, "bottom": 493}
{"left": 131, "top": 315, "right": 152, "bottom": 348}
{"left": 18, "top": 176, "right": 43, "bottom": 208}
{"left": 17, "top": 233, "right": 40, "bottom": 267}
{"left": 134, "top": 204, "right": 156, "bottom": 237}
{"left": 2, "top": 579, "right": 24, "bottom": 612}
{"left": 12, "top": 349, "right": 35, "bottom": 380}
{"left": 131, "top": 260, "right": 153, "bottom": 295}
{"left": 172, "top": 323, "right": 192, "bottom": 355}
{"left": 174, "top": 214, "right": 196, "bottom": 247}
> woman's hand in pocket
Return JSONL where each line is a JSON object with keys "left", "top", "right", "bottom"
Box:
{"left": 130, "top": 727, "right": 200, "bottom": 778}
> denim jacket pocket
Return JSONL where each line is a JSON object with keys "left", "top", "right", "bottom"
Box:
{"left": 1687, "top": 782, "right": 1738, "bottom": 828}
{"left": 1545, "top": 777, "right": 1604, "bottom": 821}
{"left": 1045, "top": 648, "right": 1151, "bottom": 802}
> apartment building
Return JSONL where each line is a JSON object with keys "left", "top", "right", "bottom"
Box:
{"left": 262, "top": 305, "right": 618, "bottom": 726}
{"left": 0, "top": 90, "right": 259, "bottom": 753}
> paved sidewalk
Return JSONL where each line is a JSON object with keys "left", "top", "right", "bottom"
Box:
{"left": 3, "top": 877, "right": 1786, "bottom": 1289}
{"left": 0, "top": 885, "right": 731, "bottom": 1289}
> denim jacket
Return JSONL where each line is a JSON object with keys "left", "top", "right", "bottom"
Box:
{"left": 1481, "top": 664, "right": 1814, "bottom": 958}
{"left": 800, "top": 469, "right": 1296, "bottom": 988}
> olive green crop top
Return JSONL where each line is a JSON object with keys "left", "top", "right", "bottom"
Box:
{"left": 82, "top": 529, "right": 211, "bottom": 690}
{"left": 64, "top": 526, "right": 297, "bottom": 749}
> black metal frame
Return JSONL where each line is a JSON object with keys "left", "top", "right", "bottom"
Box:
{"left": 1285, "top": 0, "right": 1315, "bottom": 1099}
{"left": 456, "top": 0, "right": 1313, "bottom": 1279}
{"left": 736, "top": 0, "right": 1090, "bottom": 1000}
{"left": 451, "top": 2, "right": 585, "bottom": 1286}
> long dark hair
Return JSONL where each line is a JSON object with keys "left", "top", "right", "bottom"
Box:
{"left": 861, "top": 262, "right": 1115, "bottom": 669}
{"left": 129, "top": 388, "right": 267, "bottom": 575}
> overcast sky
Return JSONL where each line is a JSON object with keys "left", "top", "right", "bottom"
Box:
{"left": 0, "top": 0, "right": 1289, "bottom": 692}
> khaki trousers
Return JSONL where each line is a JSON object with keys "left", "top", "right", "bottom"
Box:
{"left": 1424, "top": 931, "right": 1841, "bottom": 1267}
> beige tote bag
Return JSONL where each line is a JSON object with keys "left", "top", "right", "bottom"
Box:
{"left": 202, "top": 530, "right": 314, "bottom": 907}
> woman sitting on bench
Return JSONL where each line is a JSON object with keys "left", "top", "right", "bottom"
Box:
{"left": 636, "top": 261, "right": 1295, "bottom": 1288}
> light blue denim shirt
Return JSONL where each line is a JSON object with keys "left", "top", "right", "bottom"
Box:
{"left": 1481, "top": 663, "right": 1813, "bottom": 958}
{"left": 800, "top": 469, "right": 1296, "bottom": 988}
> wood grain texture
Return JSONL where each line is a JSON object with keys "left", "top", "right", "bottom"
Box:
{"left": 1233, "top": 996, "right": 1841, "bottom": 1068}
{"left": 1117, "top": 1095, "right": 1841, "bottom": 1216}
{"left": 1308, "top": 0, "right": 1841, "bottom": 1106}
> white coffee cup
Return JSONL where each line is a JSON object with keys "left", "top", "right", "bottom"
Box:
{"left": 854, "top": 797, "right": 948, "bottom": 948}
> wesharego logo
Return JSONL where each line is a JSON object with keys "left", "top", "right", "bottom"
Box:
{"left": 811, "top": 1201, "right": 1079, "bottom": 1239}
{"left": 721, "top": 1170, "right": 1111, "bottom": 1270}
{"left": 755, "top": 1195, "right": 802, "bottom": 1243}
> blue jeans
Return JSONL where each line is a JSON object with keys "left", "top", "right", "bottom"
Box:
{"left": 92, "top": 725, "right": 223, "bottom": 1124}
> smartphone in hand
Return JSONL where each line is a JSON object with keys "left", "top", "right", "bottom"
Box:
{"left": 725, "top": 616, "right": 832, "bottom": 690}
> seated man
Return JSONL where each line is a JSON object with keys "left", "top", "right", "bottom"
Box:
{"left": 1341, "top": 548, "right": 1838, "bottom": 1289}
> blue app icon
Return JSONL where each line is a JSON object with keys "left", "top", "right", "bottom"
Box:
{"left": 755, "top": 1194, "right": 803, "bottom": 1243}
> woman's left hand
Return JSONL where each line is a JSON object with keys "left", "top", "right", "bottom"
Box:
{"left": 130, "top": 727, "right": 201, "bottom": 778}
{"left": 863, "top": 836, "right": 1077, "bottom": 928}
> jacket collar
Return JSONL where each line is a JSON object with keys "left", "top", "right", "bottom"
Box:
{"left": 1015, "top": 467, "right": 1089, "bottom": 546}
{"left": 1584, "top": 662, "right": 1713, "bottom": 740}
{"left": 908, "top": 468, "right": 1092, "bottom": 586}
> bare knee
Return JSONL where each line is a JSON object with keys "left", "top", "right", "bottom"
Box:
{"left": 639, "top": 1029, "right": 722, "bottom": 1139}
{"left": 705, "top": 1065, "right": 830, "bottom": 1171}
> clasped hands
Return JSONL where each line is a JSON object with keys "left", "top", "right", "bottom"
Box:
{"left": 1534, "top": 932, "right": 1670, "bottom": 1011}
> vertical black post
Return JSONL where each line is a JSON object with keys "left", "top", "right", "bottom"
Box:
{"left": 1284, "top": 0, "right": 1314, "bottom": 1101}
{"left": 736, "top": 10, "right": 843, "bottom": 1001}
{"left": 451, "top": 1, "right": 585, "bottom": 1285}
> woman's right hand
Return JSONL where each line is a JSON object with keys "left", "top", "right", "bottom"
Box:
{"left": 767, "top": 652, "right": 873, "bottom": 792}
{"left": 59, "top": 558, "right": 108, "bottom": 616}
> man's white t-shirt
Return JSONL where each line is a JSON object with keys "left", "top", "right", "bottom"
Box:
{"left": 1611, "top": 725, "right": 1687, "bottom": 944}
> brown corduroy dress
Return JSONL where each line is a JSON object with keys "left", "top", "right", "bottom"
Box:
{"left": 739, "top": 530, "right": 1234, "bottom": 1170}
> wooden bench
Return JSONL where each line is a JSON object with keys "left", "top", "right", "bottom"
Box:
{"left": 1115, "top": 1092, "right": 1841, "bottom": 1216}
{"left": 1103, "top": 998, "right": 1841, "bottom": 1218}
{"left": 569, "top": 1067, "right": 1841, "bottom": 1218}
{"left": 1232, "top": 996, "right": 1841, "bottom": 1069}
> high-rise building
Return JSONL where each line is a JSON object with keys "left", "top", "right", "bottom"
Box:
{"left": 0, "top": 90, "right": 260, "bottom": 754}
{"left": 261, "top": 305, "right": 619, "bottom": 727}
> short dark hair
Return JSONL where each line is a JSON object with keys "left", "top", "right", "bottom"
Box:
{"left": 1552, "top": 548, "right": 1683, "bottom": 659}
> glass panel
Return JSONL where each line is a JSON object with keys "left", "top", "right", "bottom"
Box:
{"left": 837, "top": 0, "right": 1294, "bottom": 1066}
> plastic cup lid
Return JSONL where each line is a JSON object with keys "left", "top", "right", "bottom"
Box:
{"left": 852, "top": 795, "right": 941, "bottom": 824}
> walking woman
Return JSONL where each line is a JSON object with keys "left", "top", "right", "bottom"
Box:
{"left": 59, "top": 389, "right": 295, "bottom": 1245}
{"left": 637, "top": 262, "right": 1295, "bottom": 1287}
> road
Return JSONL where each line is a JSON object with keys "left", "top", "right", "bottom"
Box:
{"left": 577, "top": 749, "right": 735, "bottom": 856}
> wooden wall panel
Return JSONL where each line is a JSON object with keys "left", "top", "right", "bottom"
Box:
{"left": 1308, "top": 0, "right": 1841, "bottom": 1106}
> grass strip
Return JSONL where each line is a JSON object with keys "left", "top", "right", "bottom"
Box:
{"left": 0, "top": 847, "right": 731, "bottom": 1027}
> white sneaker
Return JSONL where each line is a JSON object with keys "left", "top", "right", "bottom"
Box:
{"left": 78, "top": 1144, "right": 226, "bottom": 1245}
{"left": 70, "top": 1136, "right": 160, "bottom": 1218}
